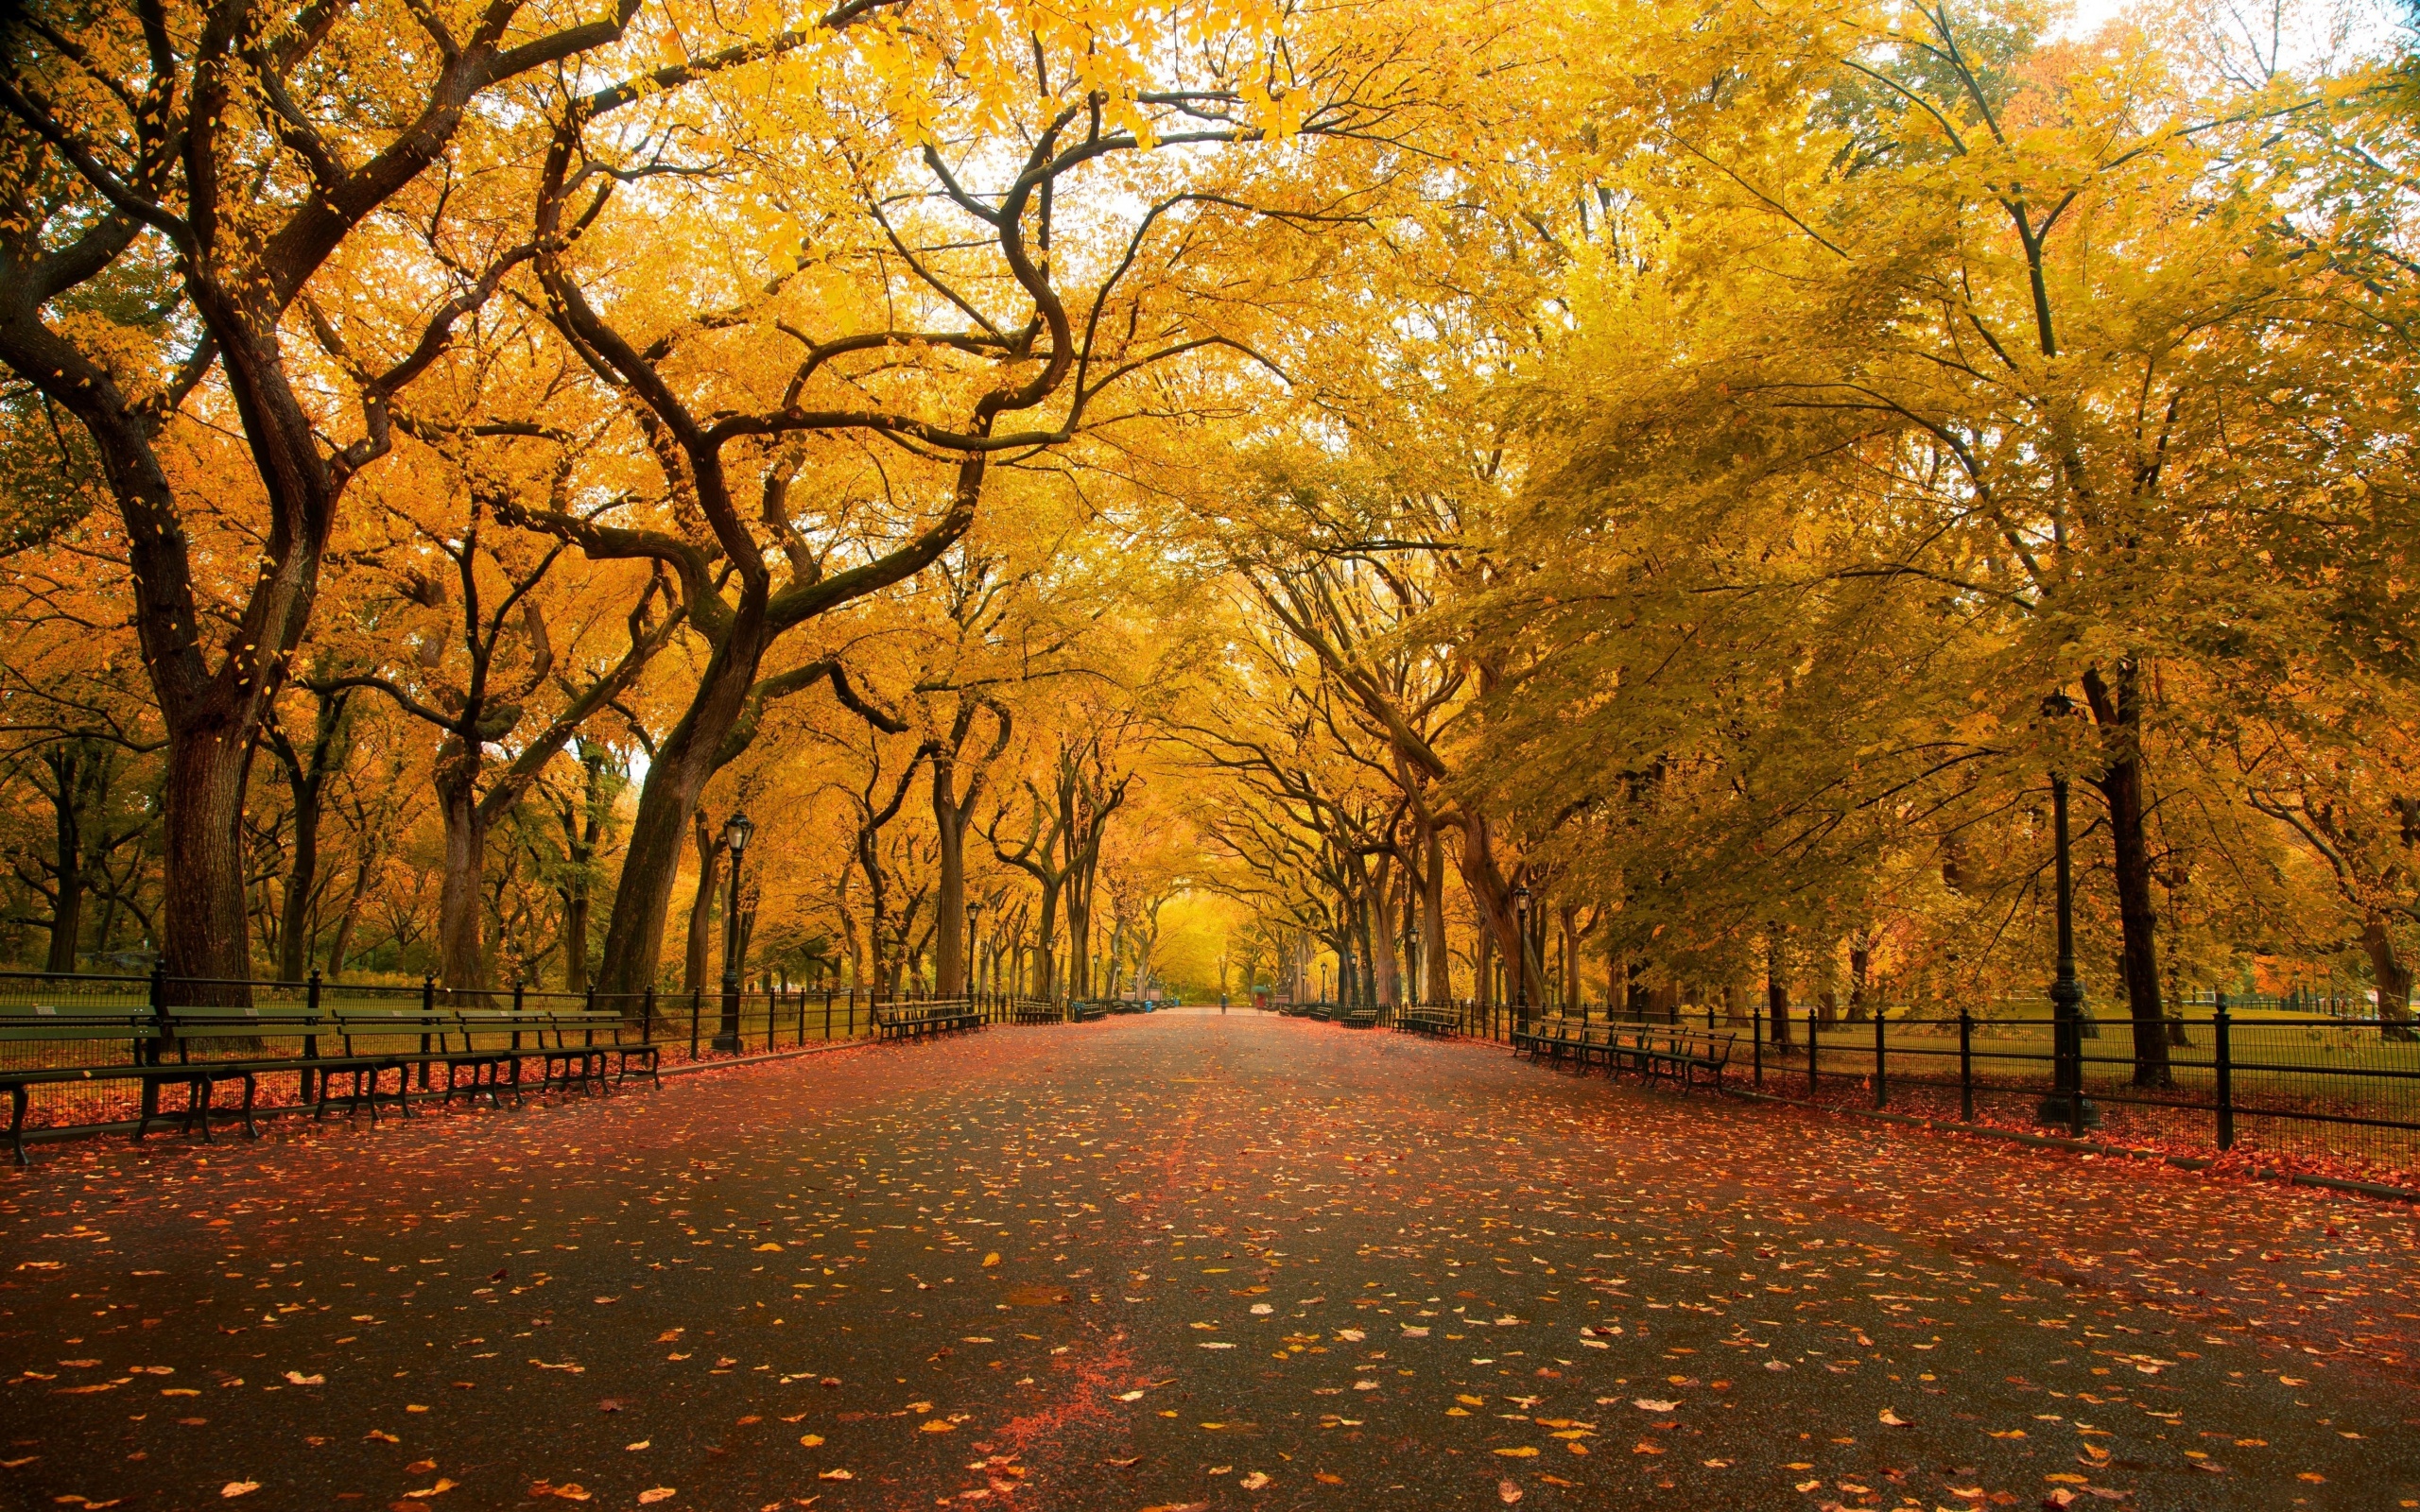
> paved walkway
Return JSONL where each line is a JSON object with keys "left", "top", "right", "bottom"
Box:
{"left": 3, "top": 1011, "right": 2414, "bottom": 1511}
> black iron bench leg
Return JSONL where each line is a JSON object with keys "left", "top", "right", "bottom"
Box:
{"left": 190, "top": 1075, "right": 215, "bottom": 1143}
{"left": 8, "top": 1083, "right": 26, "bottom": 1166}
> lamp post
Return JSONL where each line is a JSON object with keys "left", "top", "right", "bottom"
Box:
{"left": 1512, "top": 883, "right": 1533, "bottom": 1030}
{"left": 2035, "top": 698, "right": 2097, "bottom": 1132}
{"left": 715, "top": 811, "right": 753, "bottom": 1053}
{"left": 1321, "top": 960, "right": 1330, "bottom": 1005}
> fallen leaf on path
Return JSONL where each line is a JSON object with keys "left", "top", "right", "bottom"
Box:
{"left": 401, "top": 1479, "right": 457, "bottom": 1499}
{"left": 220, "top": 1484, "right": 259, "bottom": 1499}
{"left": 1497, "top": 1481, "right": 1523, "bottom": 1504}
{"left": 1633, "top": 1399, "right": 1677, "bottom": 1413}
{"left": 283, "top": 1371, "right": 324, "bottom": 1385}
{"left": 1238, "top": 1472, "right": 1270, "bottom": 1490}
{"left": 1879, "top": 1408, "right": 1911, "bottom": 1427}
{"left": 1493, "top": 1447, "right": 1538, "bottom": 1457}
{"left": 638, "top": 1491, "right": 677, "bottom": 1505}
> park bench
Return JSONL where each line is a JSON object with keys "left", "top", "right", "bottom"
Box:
{"left": 1397, "top": 1007, "right": 1458, "bottom": 1036}
{"left": 0, "top": 1005, "right": 173, "bottom": 1163}
{"left": 1068, "top": 1001, "right": 1109, "bottom": 1023}
{"left": 1340, "top": 1006, "right": 1380, "bottom": 1029}
{"left": 1010, "top": 1002, "right": 1063, "bottom": 1025}
{"left": 1606, "top": 1026, "right": 1737, "bottom": 1090}
{"left": 165, "top": 1004, "right": 416, "bottom": 1129}
{"left": 1511, "top": 1016, "right": 1582, "bottom": 1061}
{"left": 872, "top": 1001, "right": 983, "bottom": 1040}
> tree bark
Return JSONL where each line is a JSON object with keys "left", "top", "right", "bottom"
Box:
{"left": 162, "top": 723, "right": 262, "bottom": 995}
{"left": 2083, "top": 663, "right": 2174, "bottom": 1088}
{"left": 433, "top": 748, "right": 490, "bottom": 995}
{"left": 40, "top": 744, "right": 87, "bottom": 974}
{"left": 2362, "top": 916, "right": 2419, "bottom": 1042}
{"left": 684, "top": 810, "right": 726, "bottom": 997}
{"left": 934, "top": 753, "right": 967, "bottom": 997}
{"left": 1457, "top": 808, "right": 1537, "bottom": 1007}
{"left": 1768, "top": 931, "right": 1793, "bottom": 1046}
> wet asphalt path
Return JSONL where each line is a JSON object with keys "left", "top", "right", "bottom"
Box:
{"left": 3, "top": 1009, "right": 2415, "bottom": 1512}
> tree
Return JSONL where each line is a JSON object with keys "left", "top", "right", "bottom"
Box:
{"left": 0, "top": 0, "right": 674, "bottom": 988}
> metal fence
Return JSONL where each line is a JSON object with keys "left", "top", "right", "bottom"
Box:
{"left": 0, "top": 970, "right": 1053, "bottom": 1143}
{"left": 1289, "top": 995, "right": 2420, "bottom": 1181}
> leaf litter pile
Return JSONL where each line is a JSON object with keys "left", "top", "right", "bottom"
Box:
{"left": 2, "top": 1011, "right": 2414, "bottom": 1510}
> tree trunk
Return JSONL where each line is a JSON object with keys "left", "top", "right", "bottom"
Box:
{"left": 684, "top": 812, "right": 725, "bottom": 996}
{"left": 2083, "top": 664, "right": 2173, "bottom": 1088}
{"left": 1065, "top": 891, "right": 1092, "bottom": 999}
{"left": 933, "top": 754, "right": 966, "bottom": 996}
{"left": 162, "top": 723, "right": 261, "bottom": 996}
{"left": 562, "top": 889, "right": 592, "bottom": 994}
{"left": 43, "top": 746, "right": 84, "bottom": 974}
{"left": 277, "top": 775, "right": 322, "bottom": 983}
{"left": 596, "top": 610, "right": 772, "bottom": 997}
{"left": 1421, "top": 821, "right": 1450, "bottom": 1003}
{"left": 1031, "top": 879, "right": 1063, "bottom": 998}
{"left": 1847, "top": 939, "right": 1872, "bottom": 1022}
{"left": 434, "top": 749, "right": 490, "bottom": 994}
{"left": 1558, "top": 903, "right": 1581, "bottom": 1010}
{"left": 1768, "top": 931, "right": 1792, "bottom": 1046}
{"left": 1458, "top": 808, "right": 1535, "bottom": 1007}
{"left": 2362, "top": 916, "right": 2419, "bottom": 1042}
{"left": 324, "top": 848, "right": 376, "bottom": 982}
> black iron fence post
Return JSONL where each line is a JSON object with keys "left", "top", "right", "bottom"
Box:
{"left": 1958, "top": 1008, "right": 1974, "bottom": 1123}
{"left": 141, "top": 962, "right": 167, "bottom": 1127}
{"left": 643, "top": 985, "right": 657, "bottom": 1046}
{"left": 302, "top": 969, "right": 323, "bottom": 1106}
{"left": 1874, "top": 1006, "right": 1887, "bottom": 1109}
{"left": 1807, "top": 1007, "right": 1818, "bottom": 1099}
{"left": 824, "top": 987, "right": 834, "bottom": 1041}
{"left": 420, "top": 973, "right": 436, "bottom": 1090}
{"left": 689, "top": 986, "right": 701, "bottom": 1060}
{"left": 510, "top": 979, "right": 525, "bottom": 1052}
{"left": 1752, "top": 1004, "right": 1763, "bottom": 1089}
{"left": 2215, "top": 992, "right": 2236, "bottom": 1152}
{"left": 146, "top": 961, "right": 166, "bottom": 1067}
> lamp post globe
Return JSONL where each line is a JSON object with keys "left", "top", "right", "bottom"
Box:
{"left": 715, "top": 810, "right": 752, "bottom": 1053}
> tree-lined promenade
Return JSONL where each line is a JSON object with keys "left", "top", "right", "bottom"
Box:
{"left": 2, "top": 1012, "right": 2412, "bottom": 1509}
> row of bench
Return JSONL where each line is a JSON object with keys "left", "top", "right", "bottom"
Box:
{"left": 1511, "top": 1018, "right": 1737, "bottom": 1089}
{"left": 1278, "top": 1003, "right": 1382, "bottom": 1028}
{"left": 870, "top": 1002, "right": 984, "bottom": 1040}
{"left": 0, "top": 1004, "right": 663, "bottom": 1164}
